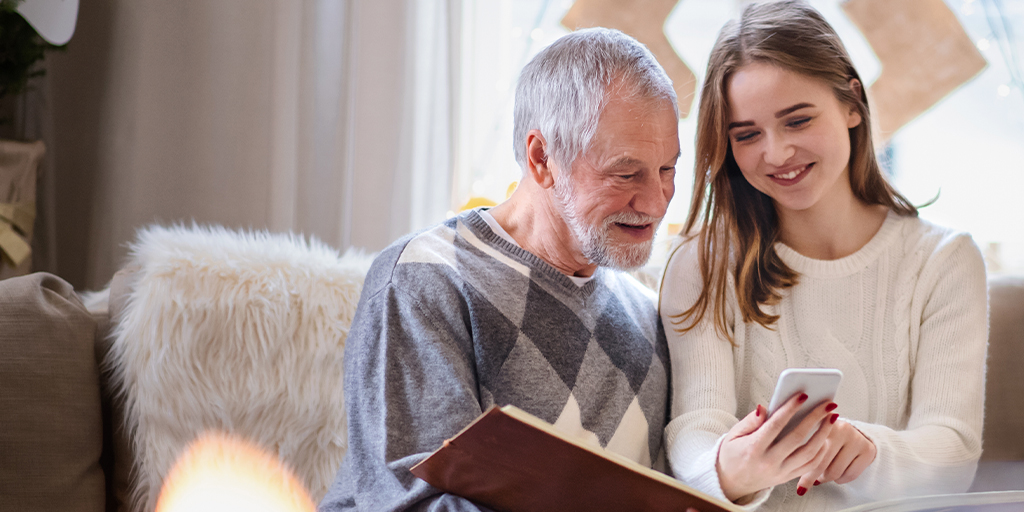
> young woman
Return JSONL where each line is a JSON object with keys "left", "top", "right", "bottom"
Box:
{"left": 659, "top": 1, "right": 988, "bottom": 510}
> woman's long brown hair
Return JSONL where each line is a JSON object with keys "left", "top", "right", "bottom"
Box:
{"left": 671, "top": 0, "right": 918, "bottom": 342}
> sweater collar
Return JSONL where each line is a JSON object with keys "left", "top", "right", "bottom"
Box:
{"left": 774, "top": 210, "right": 907, "bottom": 278}
{"left": 460, "top": 209, "right": 602, "bottom": 298}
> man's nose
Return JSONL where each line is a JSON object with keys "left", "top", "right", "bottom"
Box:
{"left": 632, "top": 170, "right": 673, "bottom": 218}
{"left": 763, "top": 132, "right": 795, "bottom": 167}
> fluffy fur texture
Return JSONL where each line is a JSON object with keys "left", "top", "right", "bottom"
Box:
{"left": 106, "top": 224, "right": 374, "bottom": 511}
{"left": 79, "top": 288, "right": 109, "bottom": 314}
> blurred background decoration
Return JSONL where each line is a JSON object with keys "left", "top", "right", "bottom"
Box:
{"left": 457, "top": 0, "right": 1023, "bottom": 274}
{"left": 13, "top": 0, "right": 1022, "bottom": 290}
{"left": 0, "top": 0, "right": 75, "bottom": 280}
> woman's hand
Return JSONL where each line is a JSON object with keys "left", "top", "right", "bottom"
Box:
{"left": 798, "top": 419, "right": 876, "bottom": 490}
{"left": 716, "top": 394, "right": 839, "bottom": 501}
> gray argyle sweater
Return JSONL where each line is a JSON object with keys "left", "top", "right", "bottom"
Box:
{"left": 320, "top": 210, "right": 669, "bottom": 512}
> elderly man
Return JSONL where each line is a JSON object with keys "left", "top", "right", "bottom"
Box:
{"left": 321, "top": 28, "right": 680, "bottom": 511}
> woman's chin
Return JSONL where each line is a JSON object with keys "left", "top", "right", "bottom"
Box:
{"left": 771, "top": 196, "right": 820, "bottom": 215}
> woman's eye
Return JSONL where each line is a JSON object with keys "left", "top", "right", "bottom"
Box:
{"left": 734, "top": 131, "right": 758, "bottom": 142}
{"left": 788, "top": 117, "right": 811, "bottom": 128}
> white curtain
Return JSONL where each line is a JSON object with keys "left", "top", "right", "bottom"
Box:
{"left": 272, "top": 0, "right": 459, "bottom": 250}
{"left": 43, "top": 0, "right": 458, "bottom": 289}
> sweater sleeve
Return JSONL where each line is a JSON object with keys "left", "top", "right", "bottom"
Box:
{"left": 839, "top": 234, "right": 988, "bottom": 501}
{"left": 660, "top": 240, "right": 771, "bottom": 509}
{"left": 319, "top": 271, "right": 494, "bottom": 512}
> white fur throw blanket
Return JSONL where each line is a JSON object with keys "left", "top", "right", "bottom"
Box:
{"left": 106, "top": 224, "right": 374, "bottom": 511}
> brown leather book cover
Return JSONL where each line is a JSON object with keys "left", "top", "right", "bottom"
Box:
{"left": 410, "top": 405, "right": 743, "bottom": 512}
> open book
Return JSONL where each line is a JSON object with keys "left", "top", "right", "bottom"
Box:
{"left": 411, "top": 405, "right": 1024, "bottom": 512}
{"left": 410, "top": 405, "right": 743, "bottom": 512}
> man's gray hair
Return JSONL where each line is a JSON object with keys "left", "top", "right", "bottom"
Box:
{"left": 513, "top": 28, "right": 677, "bottom": 173}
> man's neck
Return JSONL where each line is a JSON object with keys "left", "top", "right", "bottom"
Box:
{"left": 488, "top": 186, "right": 598, "bottom": 278}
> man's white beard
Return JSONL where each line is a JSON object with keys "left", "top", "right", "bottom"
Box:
{"left": 552, "top": 173, "right": 661, "bottom": 271}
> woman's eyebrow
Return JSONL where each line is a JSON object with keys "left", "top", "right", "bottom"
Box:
{"left": 775, "top": 102, "right": 814, "bottom": 118}
{"left": 728, "top": 102, "right": 816, "bottom": 130}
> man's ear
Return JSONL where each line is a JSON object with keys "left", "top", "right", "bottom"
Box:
{"left": 847, "top": 78, "right": 864, "bottom": 129}
{"left": 526, "top": 130, "right": 557, "bottom": 189}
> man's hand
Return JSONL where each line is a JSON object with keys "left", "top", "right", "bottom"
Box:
{"left": 716, "top": 394, "right": 838, "bottom": 501}
{"left": 798, "top": 419, "right": 877, "bottom": 490}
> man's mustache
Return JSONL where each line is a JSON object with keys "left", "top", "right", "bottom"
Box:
{"left": 604, "top": 211, "right": 661, "bottom": 228}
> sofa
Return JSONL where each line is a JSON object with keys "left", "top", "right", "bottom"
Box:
{"left": 1, "top": 226, "right": 1022, "bottom": 512}
{"left": 1, "top": 225, "right": 375, "bottom": 512}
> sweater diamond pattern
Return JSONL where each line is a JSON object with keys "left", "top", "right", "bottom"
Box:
{"left": 462, "top": 282, "right": 522, "bottom": 391}
{"left": 518, "top": 279, "right": 592, "bottom": 390}
{"left": 594, "top": 294, "right": 654, "bottom": 394}
{"left": 321, "top": 210, "right": 671, "bottom": 511}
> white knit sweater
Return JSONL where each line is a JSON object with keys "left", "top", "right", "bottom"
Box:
{"left": 660, "top": 211, "right": 988, "bottom": 511}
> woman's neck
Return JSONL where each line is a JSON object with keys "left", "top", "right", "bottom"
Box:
{"left": 776, "top": 192, "right": 890, "bottom": 261}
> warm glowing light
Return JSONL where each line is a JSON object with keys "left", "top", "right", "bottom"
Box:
{"left": 155, "top": 432, "right": 315, "bottom": 512}
{"left": 459, "top": 196, "right": 498, "bottom": 212}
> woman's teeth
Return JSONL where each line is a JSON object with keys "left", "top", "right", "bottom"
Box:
{"left": 773, "top": 165, "right": 807, "bottom": 180}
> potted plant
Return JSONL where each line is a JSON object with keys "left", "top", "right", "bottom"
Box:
{"left": 0, "top": 0, "right": 76, "bottom": 279}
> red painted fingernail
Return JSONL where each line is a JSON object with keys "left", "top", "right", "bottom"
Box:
{"left": 756, "top": 405, "right": 762, "bottom": 417}
{"left": 830, "top": 413, "right": 839, "bottom": 424}
{"left": 798, "top": 393, "right": 808, "bottom": 404}
{"left": 797, "top": 486, "right": 807, "bottom": 496}
{"left": 825, "top": 402, "right": 838, "bottom": 412}
{"left": 814, "top": 480, "right": 821, "bottom": 486}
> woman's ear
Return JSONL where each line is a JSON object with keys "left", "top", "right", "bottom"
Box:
{"left": 847, "top": 78, "right": 864, "bottom": 129}
{"left": 526, "top": 130, "right": 557, "bottom": 189}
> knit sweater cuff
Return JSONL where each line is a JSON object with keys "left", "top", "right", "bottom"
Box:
{"left": 666, "top": 417, "right": 772, "bottom": 509}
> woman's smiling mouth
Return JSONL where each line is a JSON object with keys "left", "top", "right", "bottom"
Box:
{"left": 768, "top": 162, "right": 813, "bottom": 185}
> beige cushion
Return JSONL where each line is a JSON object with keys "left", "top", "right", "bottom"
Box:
{"left": 0, "top": 272, "right": 104, "bottom": 512}
{"left": 981, "top": 274, "right": 1024, "bottom": 461}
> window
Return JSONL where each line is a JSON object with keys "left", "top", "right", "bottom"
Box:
{"left": 456, "top": 0, "right": 1024, "bottom": 274}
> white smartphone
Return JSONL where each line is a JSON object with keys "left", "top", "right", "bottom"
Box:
{"left": 766, "top": 368, "right": 843, "bottom": 444}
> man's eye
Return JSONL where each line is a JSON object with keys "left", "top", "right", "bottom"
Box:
{"left": 619, "top": 173, "right": 638, "bottom": 180}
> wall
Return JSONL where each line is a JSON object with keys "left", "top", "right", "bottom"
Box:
{"left": 43, "top": 0, "right": 432, "bottom": 290}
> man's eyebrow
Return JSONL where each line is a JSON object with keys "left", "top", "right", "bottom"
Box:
{"left": 604, "top": 156, "right": 646, "bottom": 170}
{"left": 602, "top": 151, "right": 680, "bottom": 171}
{"left": 727, "top": 103, "right": 816, "bottom": 130}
